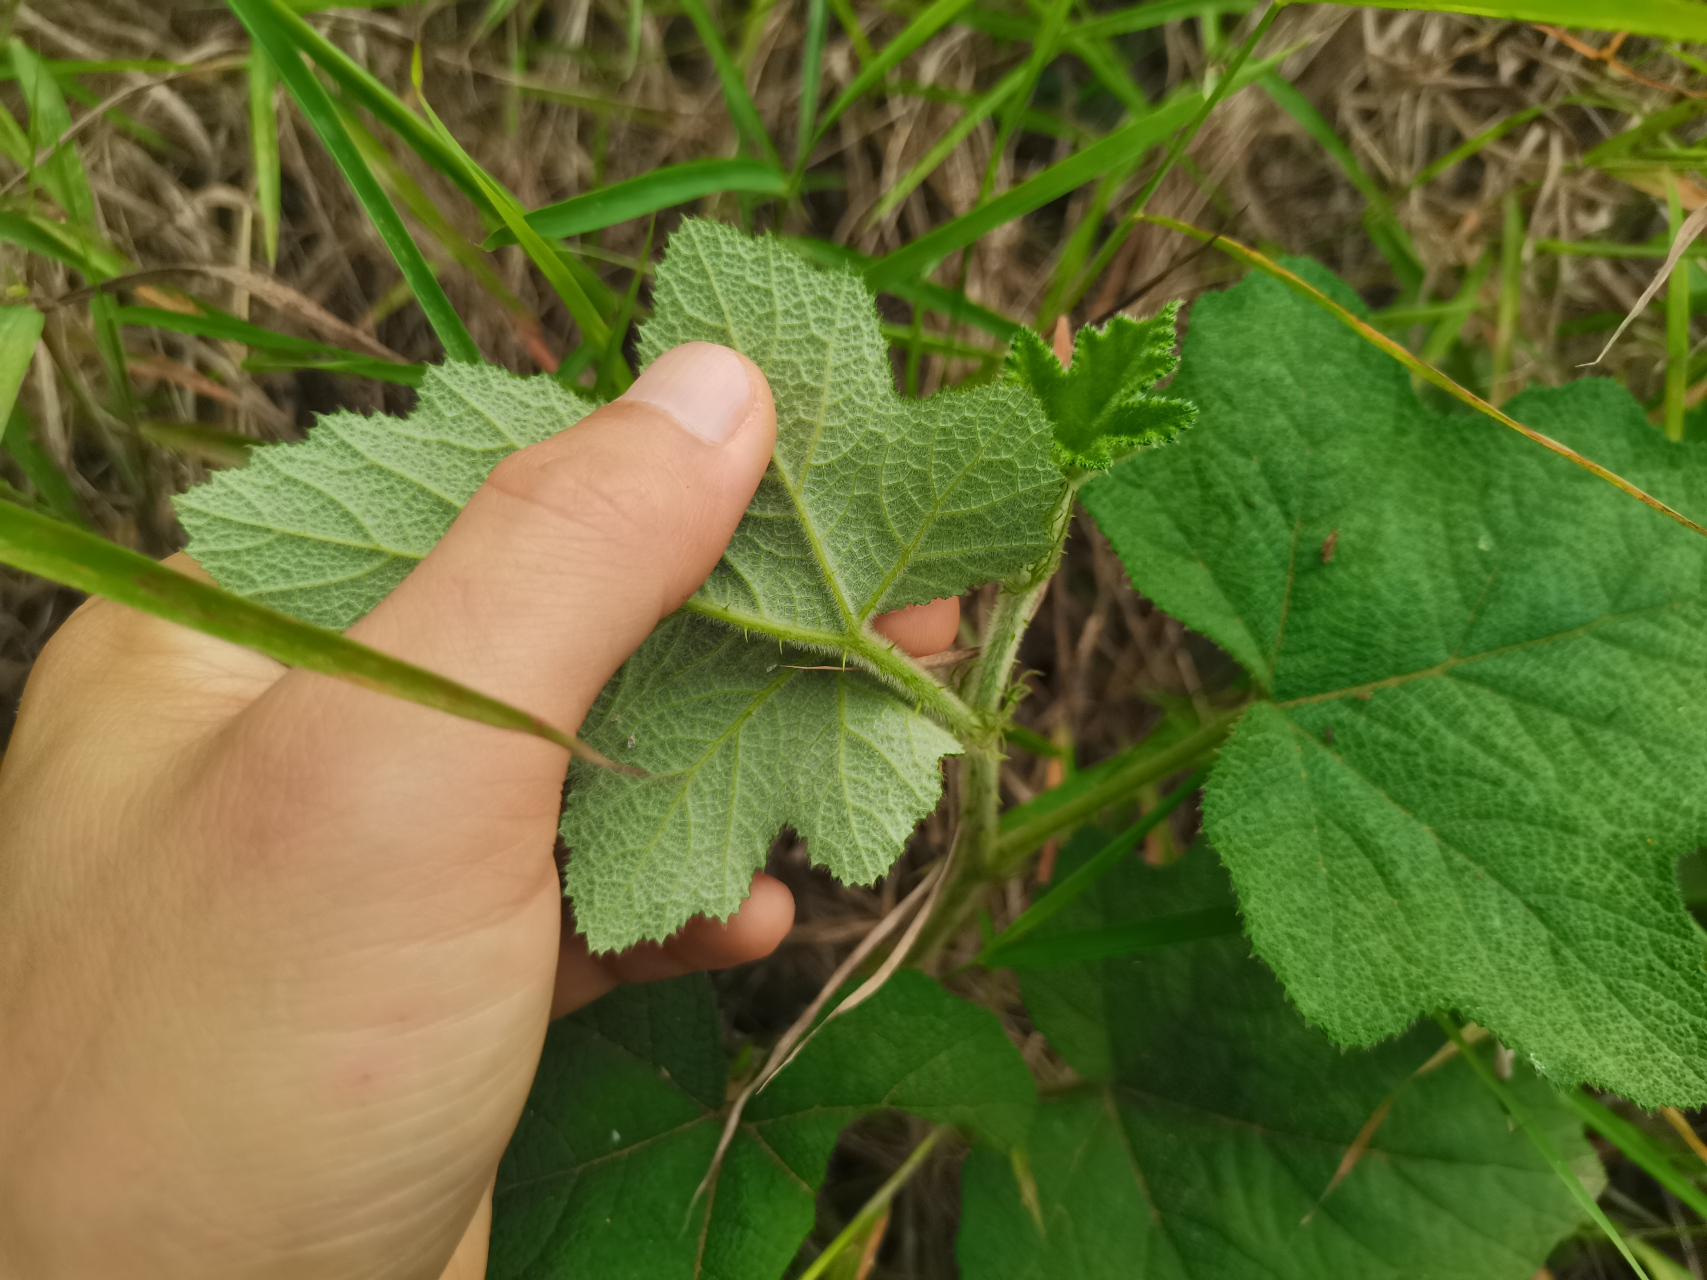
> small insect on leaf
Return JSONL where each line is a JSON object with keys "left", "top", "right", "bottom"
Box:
{"left": 1320, "top": 528, "right": 1339, "bottom": 562}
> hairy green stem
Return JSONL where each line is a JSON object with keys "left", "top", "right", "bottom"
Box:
{"left": 957, "top": 483, "right": 1078, "bottom": 876}
{"left": 684, "top": 598, "right": 982, "bottom": 738}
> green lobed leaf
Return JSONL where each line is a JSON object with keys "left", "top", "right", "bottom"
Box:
{"left": 958, "top": 832, "right": 1595, "bottom": 1280}
{"left": 491, "top": 969, "right": 1035, "bottom": 1280}
{"left": 177, "top": 362, "right": 592, "bottom": 625}
{"left": 1005, "top": 306, "right": 1195, "bottom": 475}
{"left": 560, "top": 615, "right": 959, "bottom": 948}
{"left": 652, "top": 220, "right": 1061, "bottom": 641}
{"left": 1082, "top": 261, "right": 1707, "bottom": 1107}
{"left": 178, "top": 219, "right": 1061, "bottom": 950}
{"left": 564, "top": 220, "right": 1059, "bottom": 947}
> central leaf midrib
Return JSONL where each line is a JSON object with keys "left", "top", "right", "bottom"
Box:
{"left": 612, "top": 666, "right": 797, "bottom": 902}
{"left": 1276, "top": 594, "right": 1700, "bottom": 708}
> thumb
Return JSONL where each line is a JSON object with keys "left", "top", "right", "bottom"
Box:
{"left": 241, "top": 341, "right": 775, "bottom": 809}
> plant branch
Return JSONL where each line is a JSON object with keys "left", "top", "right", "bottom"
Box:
{"left": 684, "top": 598, "right": 983, "bottom": 737}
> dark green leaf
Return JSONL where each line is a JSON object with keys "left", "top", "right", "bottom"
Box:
{"left": 677, "top": 0, "right": 778, "bottom": 164}
{"left": 1084, "top": 261, "right": 1707, "bottom": 1107}
{"left": 491, "top": 970, "right": 1035, "bottom": 1280}
{"left": 958, "top": 836, "right": 1594, "bottom": 1279}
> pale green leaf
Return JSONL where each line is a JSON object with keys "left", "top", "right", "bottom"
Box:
{"left": 491, "top": 969, "right": 1035, "bottom": 1280}
{"left": 177, "top": 362, "right": 593, "bottom": 626}
{"left": 1083, "top": 262, "right": 1707, "bottom": 1107}
{"left": 958, "top": 833, "right": 1595, "bottom": 1280}
{"left": 650, "top": 220, "right": 1062, "bottom": 643}
{"left": 179, "top": 220, "right": 1060, "bottom": 950}
{"left": 561, "top": 615, "right": 959, "bottom": 951}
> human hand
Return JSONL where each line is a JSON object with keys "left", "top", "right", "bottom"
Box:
{"left": 0, "top": 342, "right": 960, "bottom": 1280}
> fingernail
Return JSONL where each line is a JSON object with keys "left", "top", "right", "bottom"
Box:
{"left": 623, "top": 342, "right": 751, "bottom": 445}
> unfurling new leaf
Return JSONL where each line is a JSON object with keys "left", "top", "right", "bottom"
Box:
{"left": 1005, "top": 305, "right": 1196, "bottom": 475}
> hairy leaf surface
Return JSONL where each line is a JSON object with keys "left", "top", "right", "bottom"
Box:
{"left": 653, "top": 219, "right": 1062, "bottom": 638}
{"left": 560, "top": 615, "right": 957, "bottom": 947}
{"left": 178, "top": 221, "right": 1061, "bottom": 949}
{"left": 1083, "top": 264, "right": 1707, "bottom": 1106}
{"left": 491, "top": 970, "right": 1035, "bottom": 1280}
{"left": 177, "top": 362, "right": 593, "bottom": 628}
{"left": 960, "top": 833, "right": 1592, "bottom": 1280}
{"left": 1004, "top": 306, "right": 1195, "bottom": 474}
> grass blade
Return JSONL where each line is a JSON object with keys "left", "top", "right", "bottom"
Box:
{"left": 1667, "top": 175, "right": 1691, "bottom": 440}
{"left": 248, "top": 47, "right": 281, "bottom": 265}
{"left": 986, "top": 906, "right": 1243, "bottom": 969}
{"left": 0, "top": 501, "right": 626, "bottom": 770}
{"left": 0, "top": 306, "right": 44, "bottom": 421}
{"left": 1344, "top": 0, "right": 1707, "bottom": 42}
{"left": 980, "top": 768, "right": 1208, "bottom": 964}
{"left": 489, "top": 158, "right": 789, "bottom": 246}
{"left": 1491, "top": 191, "right": 1524, "bottom": 404}
{"left": 228, "top": 0, "right": 480, "bottom": 362}
{"left": 0, "top": 211, "right": 129, "bottom": 278}
{"left": 0, "top": 307, "right": 78, "bottom": 523}
{"left": 962, "top": 0, "right": 1258, "bottom": 45}
{"left": 1557, "top": 1090, "right": 1707, "bottom": 1221}
{"left": 3, "top": 407, "right": 86, "bottom": 527}
{"left": 1420, "top": 249, "right": 1491, "bottom": 366}
{"left": 594, "top": 215, "right": 652, "bottom": 400}
{"left": 407, "top": 49, "right": 619, "bottom": 380}
{"left": 678, "top": 0, "right": 779, "bottom": 164}
{"left": 881, "top": 46, "right": 1025, "bottom": 185}
{"left": 248, "top": 0, "right": 496, "bottom": 215}
{"left": 338, "top": 106, "right": 567, "bottom": 369}
{"left": 796, "top": 0, "right": 828, "bottom": 174}
{"left": 11, "top": 39, "right": 95, "bottom": 225}
{"left": 139, "top": 420, "right": 256, "bottom": 467}
{"left": 1405, "top": 99, "right": 1603, "bottom": 191}
{"left": 869, "top": 50, "right": 1286, "bottom": 294}
{"left": 1434, "top": 1016, "right": 1652, "bottom": 1280}
{"left": 1260, "top": 70, "right": 1423, "bottom": 295}
{"left": 813, "top": 0, "right": 978, "bottom": 147}
{"left": 113, "top": 304, "right": 424, "bottom": 384}
{"left": 993, "top": 711, "right": 1242, "bottom": 871}
{"left": 1145, "top": 214, "right": 1707, "bottom": 540}
{"left": 1051, "top": 8, "right": 1283, "bottom": 323}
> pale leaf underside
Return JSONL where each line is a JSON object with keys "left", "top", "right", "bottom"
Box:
{"left": 179, "top": 220, "right": 1061, "bottom": 950}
